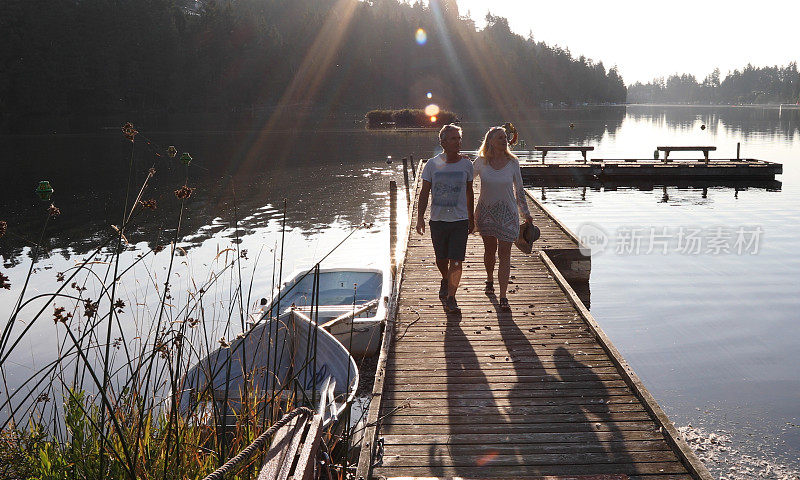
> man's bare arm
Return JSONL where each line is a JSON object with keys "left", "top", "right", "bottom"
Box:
{"left": 416, "top": 180, "right": 431, "bottom": 235}
{"left": 466, "top": 180, "right": 475, "bottom": 233}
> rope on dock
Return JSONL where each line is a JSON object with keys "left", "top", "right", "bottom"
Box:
{"left": 201, "top": 407, "right": 314, "bottom": 480}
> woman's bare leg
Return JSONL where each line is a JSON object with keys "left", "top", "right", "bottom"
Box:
{"left": 498, "top": 240, "right": 513, "bottom": 298}
{"left": 481, "top": 235, "right": 497, "bottom": 283}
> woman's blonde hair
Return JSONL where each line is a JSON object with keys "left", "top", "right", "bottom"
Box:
{"left": 477, "top": 126, "right": 518, "bottom": 160}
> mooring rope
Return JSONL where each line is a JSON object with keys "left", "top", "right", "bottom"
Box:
{"left": 201, "top": 406, "right": 314, "bottom": 480}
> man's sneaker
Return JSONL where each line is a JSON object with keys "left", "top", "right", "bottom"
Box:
{"left": 445, "top": 296, "right": 461, "bottom": 314}
{"left": 499, "top": 297, "right": 511, "bottom": 312}
{"left": 438, "top": 279, "right": 448, "bottom": 299}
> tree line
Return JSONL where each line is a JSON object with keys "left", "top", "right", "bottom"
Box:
{"left": 627, "top": 63, "right": 800, "bottom": 104}
{"left": 0, "top": 0, "right": 627, "bottom": 132}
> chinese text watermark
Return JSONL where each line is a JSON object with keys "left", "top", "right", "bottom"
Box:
{"left": 576, "top": 223, "right": 763, "bottom": 256}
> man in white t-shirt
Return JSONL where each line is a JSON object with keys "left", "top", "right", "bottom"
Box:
{"left": 416, "top": 124, "right": 475, "bottom": 314}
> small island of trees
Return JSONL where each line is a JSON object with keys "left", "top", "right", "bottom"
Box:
{"left": 365, "top": 109, "right": 459, "bottom": 129}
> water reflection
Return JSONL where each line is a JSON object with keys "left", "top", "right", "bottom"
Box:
{"left": 1, "top": 105, "right": 798, "bottom": 475}
{"left": 459, "top": 105, "right": 626, "bottom": 146}
{"left": 626, "top": 104, "right": 800, "bottom": 139}
{"left": 0, "top": 130, "right": 427, "bottom": 266}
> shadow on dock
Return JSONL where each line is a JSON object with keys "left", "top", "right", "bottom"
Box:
{"left": 426, "top": 298, "right": 634, "bottom": 476}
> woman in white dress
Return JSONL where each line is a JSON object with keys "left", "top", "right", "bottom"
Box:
{"left": 474, "top": 126, "right": 533, "bottom": 312}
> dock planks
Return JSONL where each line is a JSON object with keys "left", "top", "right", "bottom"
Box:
{"left": 518, "top": 158, "right": 782, "bottom": 181}
{"left": 358, "top": 163, "right": 711, "bottom": 479}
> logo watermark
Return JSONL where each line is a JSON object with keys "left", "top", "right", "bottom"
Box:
{"left": 576, "top": 223, "right": 763, "bottom": 256}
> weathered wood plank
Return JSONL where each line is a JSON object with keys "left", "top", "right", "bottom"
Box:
{"left": 374, "top": 461, "right": 688, "bottom": 475}
{"left": 380, "top": 404, "right": 646, "bottom": 417}
{"left": 378, "top": 440, "right": 675, "bottom": 455}
{"left": 386, "top": 372, "right": 625, "bottom": 384}
{"left": 377, "top": 473, "right": 692, "bottom": 480}
{"left": 258, "top": 417, "right": 305, "bottom": 480}
{"left": 380, "top": 429, "right": 666, "bottom": 442}
{"left": 293, "top": 413, "right": 322, "bottom": 480}
{"left": 358, "top": 170, "right": 708, "bottom": 480}
{"left": 379, "top": 450, "right": 681, "bottom": 466}
{"left": 381, "top": 387, "right": 635, "bottom": 401}
{"left": 381, "top": 417, "right": 658, "bottom": 431}
{"left": 386, "top": 379, "right": 628, "bottom": 391}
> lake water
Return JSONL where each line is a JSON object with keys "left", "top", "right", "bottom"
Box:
{"left": 1, "top": 105, "right": 798, "bottom": 478}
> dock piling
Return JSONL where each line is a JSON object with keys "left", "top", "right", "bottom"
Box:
{"left": 389, "top": 180, "right": 397, "bottom": 276}
{"left": 401, "top": 157, "right": 410, "bottom": 207}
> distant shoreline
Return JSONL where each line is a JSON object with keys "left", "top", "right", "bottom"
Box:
{"left": 625, "top": 103, "right": 799, "bottom": 108}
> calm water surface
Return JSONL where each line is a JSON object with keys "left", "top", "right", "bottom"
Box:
{"left": 1, "top": 106, "right": 798, "bottom": 477}
{"left": 533, "top": 106, "right": 800, "bottom": 477}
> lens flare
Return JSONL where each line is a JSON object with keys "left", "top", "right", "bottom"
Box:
{"left": 430, "top": 116, "right": 437, "bottom": 123}
{"left": 426, "top": 92, "right": 433, "bottom": 99}
{"left": 476, "top": 450, "right": 499, "bottom": 466}
{"left": 424, "top": 104, "right": 440, "bottom": 117}
{"left": 415, "top": 28, "right": 427, "bottom": 45}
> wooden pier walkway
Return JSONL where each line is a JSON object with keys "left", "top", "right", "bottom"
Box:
{"left": 356, "top": 163, "right": 712, "bottom": 479}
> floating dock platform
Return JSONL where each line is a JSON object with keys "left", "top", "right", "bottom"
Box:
{"left": 356, "top": 161, "right": 713, "bottom": 479}
{"left": 519, "top": 158, "right": 782, "bottom": 181}
{"left": 460, "top": 148, "right": 782, "bottom": 181}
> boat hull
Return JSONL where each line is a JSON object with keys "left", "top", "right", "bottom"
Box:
{"left": 178, "top": 310, "right": 358, "bottom": 425}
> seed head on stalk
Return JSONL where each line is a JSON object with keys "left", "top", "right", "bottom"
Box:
{"left": 174, "top": 185, "right": 195, "bottom": 199}
{"left": 122, "top": 122, "right": 138, "bottom": 142}
{"left": 139, "top": 199, "right": 157, "bottom": 211}
{"left": 83, "top": 299, "right": 99, "bottom": 319}
{"left": 53, "top": 306, "right": 73, "bottom": 324}
{"left": 47, "top": 204, "right": 61, "bottom": 217}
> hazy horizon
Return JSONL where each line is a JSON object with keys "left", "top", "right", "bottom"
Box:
{"left": 455, "top": 0, "right": 800, "bottom": 85}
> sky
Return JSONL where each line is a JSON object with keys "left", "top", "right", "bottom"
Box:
{"left": 455, "top": 0, "right": 800, "bottom": 85}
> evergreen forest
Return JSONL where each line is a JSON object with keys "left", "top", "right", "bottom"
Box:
{"left": 627, "top": 64, "right": 800, "bottom": 105}
{"left": 1, "top": 0, "right": 627, "bottom": 132}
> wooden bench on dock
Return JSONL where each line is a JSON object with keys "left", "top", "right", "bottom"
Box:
{"left": 535, "top": 145, "right": 595, "bottom": 163}
{"left": 658, "top": 146, "right": 716, "bottom": 163}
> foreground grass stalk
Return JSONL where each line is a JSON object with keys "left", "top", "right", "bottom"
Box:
{"left": 1, "top": 122, "right": 371, "bottom": 479}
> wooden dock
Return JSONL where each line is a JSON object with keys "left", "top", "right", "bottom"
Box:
{"left": 457, "top": 149, "right": 782, "bottom": 181}
{"left": 518, "top": 159, "right": 782, "bottom": 181}
{"left": 356, "top": 162, "right": 712, "bottom": 479}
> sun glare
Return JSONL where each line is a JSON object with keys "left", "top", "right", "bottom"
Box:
{"left": 424, "top": 104, "right": 440, "bottom": 117}
{"left": 415, "top": 28, "right": 427, "bottom": 45}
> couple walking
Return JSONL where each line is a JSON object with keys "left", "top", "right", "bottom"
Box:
{"left": 416, "top": 123, "right": 533, "bottom": 314}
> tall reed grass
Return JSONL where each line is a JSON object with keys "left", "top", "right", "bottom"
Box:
{"left": 0, "top": 124, "right": 360, "bottom": 479}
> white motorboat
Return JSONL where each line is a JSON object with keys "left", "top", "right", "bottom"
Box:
{"left": 179, "top": 309, "right": 358, "bottom": 426}
{"left": 261, "top": 267, "right": 389, "bottom": 358}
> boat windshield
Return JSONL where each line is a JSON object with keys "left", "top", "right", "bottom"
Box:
{"left": 278, "top": 271, "right": 382, "bottom": 307}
